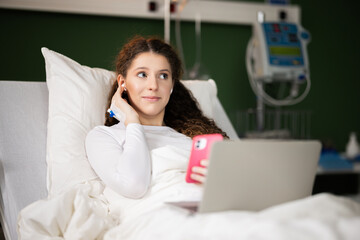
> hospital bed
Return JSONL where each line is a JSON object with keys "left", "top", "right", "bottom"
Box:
{"left": 0, "top": 48, "right": 359, "bottom": 240}
{"left": 0, "top": 47, "right": 237, "bottom": 239}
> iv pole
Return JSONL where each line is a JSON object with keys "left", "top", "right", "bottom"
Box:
{"left": 164, "top": 0, "right": 171, "bottom": 43}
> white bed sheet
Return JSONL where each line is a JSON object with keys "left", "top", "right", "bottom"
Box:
{"left": 0, "top": 81, "right": 48, "bottom": 240}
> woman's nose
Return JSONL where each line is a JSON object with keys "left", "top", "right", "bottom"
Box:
{"left": 147, "top": 75, "right": 159, "bottom": 90}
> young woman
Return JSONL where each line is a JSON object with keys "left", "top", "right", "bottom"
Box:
{"left": 86, "top": 36, "right": 228, "bottom": 199}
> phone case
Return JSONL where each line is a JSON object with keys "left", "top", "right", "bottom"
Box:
{"left": 185, "top": 133, "right": 223, "bottom": 183}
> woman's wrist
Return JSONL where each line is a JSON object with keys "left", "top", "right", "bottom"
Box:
{"left": 125, "top": 114, "right": 140, "bottom": 126}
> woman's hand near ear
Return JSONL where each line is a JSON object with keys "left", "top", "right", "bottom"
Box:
{"left": 111, "top": 87, "right": 140, "bottom": 126}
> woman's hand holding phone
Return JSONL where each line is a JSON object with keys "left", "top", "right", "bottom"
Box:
{"left": 190, "top": 159, "right": 209, "bottom": 184}
{"left": 186, "top": 134, "right": 223, "bottom": 184}
{"left": 111, "top": 86, "right": 140, "bottom": 126}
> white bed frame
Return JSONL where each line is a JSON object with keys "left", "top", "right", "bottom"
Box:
{"left": 0, "top": 81, "right": 49, "bottom": 240}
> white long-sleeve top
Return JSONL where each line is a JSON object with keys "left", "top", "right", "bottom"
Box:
{"left": 85, "top": 122, "right": 192, "bottom": 199}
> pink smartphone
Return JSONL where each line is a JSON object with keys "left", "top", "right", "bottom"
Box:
{"left": 185, "top": 133, "right": 224, "bottom": 183}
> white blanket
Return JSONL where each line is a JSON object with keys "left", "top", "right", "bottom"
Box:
{"left": 104, "top": 194, "right": 360, "bottom": 240}
{"left": 18, "top": 146, "right": 360, "bottom": 240}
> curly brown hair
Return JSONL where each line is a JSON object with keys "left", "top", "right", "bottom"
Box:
{"left": 105, "top": 36, "right": 228, "bottom": 139}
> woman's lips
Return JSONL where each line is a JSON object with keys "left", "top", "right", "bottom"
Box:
{"left": 142, "top": 96, "right": 161, "bottom": 102}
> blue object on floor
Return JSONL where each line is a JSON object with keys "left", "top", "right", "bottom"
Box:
{"left": 319, "top": 152, "right": 353, "bottom": 170}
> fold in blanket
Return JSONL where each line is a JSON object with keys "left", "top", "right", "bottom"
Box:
{"left": 18, "top": 181, "right": 116, "bottom": 240}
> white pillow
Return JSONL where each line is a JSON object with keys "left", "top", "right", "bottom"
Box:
{"left": 42, "top": 47, "right": 232, "bottom": 196}
{"left": 42, "top": 48, "right": 116, "bottom": 196}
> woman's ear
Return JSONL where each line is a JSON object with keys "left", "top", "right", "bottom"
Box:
{"left": 117, "top": 74, "right": 126, "bottom": 88}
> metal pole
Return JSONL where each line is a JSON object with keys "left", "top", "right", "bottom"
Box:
{"left": 256, "top": 82, "right": 265, "bottom": 131}
{"left": 164, "top": 0, "right": 170, "bottom": 43}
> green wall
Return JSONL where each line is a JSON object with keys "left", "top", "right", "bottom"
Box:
{"left": 1, "top": 0, "right": 359, "bottom": 150}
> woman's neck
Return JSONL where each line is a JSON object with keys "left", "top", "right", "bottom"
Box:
{"left": 139, "top": 114, "right": 165, "bottom": 126}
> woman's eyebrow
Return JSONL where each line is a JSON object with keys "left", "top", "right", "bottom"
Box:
{"left": 134, "top": 67, "right": 170, "bottom": 72}
{"left": 134, "top": 67, "right": 148, "bottom": 71}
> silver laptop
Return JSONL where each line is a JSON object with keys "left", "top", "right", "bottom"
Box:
{"left": 167, "top": 139, "right": 321, "bottom": 213}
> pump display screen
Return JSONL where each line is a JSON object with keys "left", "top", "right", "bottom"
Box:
{"left": 263, "top": 23, "right": 305, "bottom": 66}
{"left": 269, "top": 46, "right": 301, "bottom": 56}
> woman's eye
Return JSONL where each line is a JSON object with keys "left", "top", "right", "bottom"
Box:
{"left": 159, "top": 73, "right": 168, "bottom": 80}
{"left": 137, "top": 72, "right": 147, "bottom": 78}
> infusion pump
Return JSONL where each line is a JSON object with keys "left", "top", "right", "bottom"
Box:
{"left": 250, "top": 21, "right": 311, "bottom": 83}
{"left": 246, "top": 19, "right": 312, "bottom": 106}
